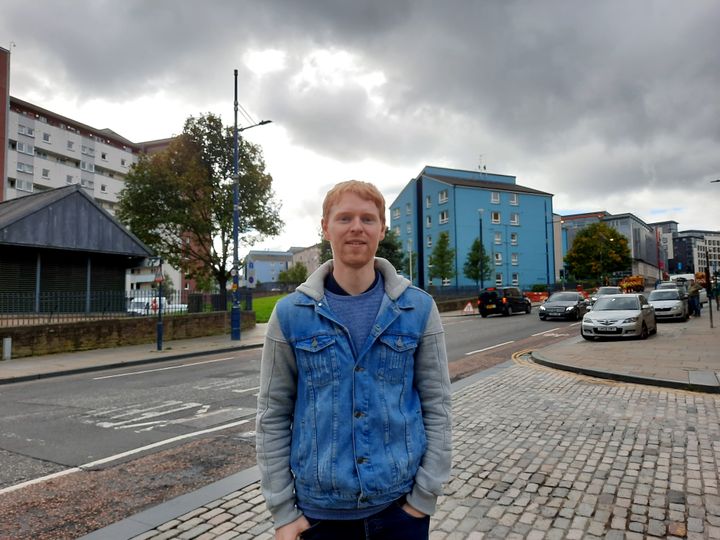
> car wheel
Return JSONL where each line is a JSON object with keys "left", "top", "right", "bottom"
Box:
{"left": 581, "top": 331, "right": 594, "bottom": 341}
{"left": 502, "top": 306, "right": 510, "bottom": 316}
{"left": 639, "top": 322, "right": 649, "bottom": 340}
{"left": 525, "top": 303, "right": 531, "bottom": 314}
{"left": 539, "top": 314, "right": 546, "bottom": 320}
{"left": 480, "top": 309, "right": 488, "bottom": 318}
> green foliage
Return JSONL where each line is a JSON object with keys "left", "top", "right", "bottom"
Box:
{"left": 319, "top": 238, "right": 333, "bottom": 264}
{"left": 564, "top": 222, "right": 632, "bottom": 281}
{"left": 253, "top": 294, "right": 285, "bottom": 323}
{"left": 463, "top": 237, "right": 491, "bottom": 287}
{"left": 428, "top": 232, "right": 456, "bottom": 282}
{"left": 278, "top": 262, "right": 308, "bottom": 284}
{"left": 531, "top": 283, "right": 548, "bottom": 292}
{"left": 376, "top": 228, "right": 406, "bottom": 270}
{"left": 116, "top": 113, "right": 283, "bottom": 293}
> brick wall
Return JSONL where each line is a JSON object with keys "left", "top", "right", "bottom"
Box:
{"left": 1, "top": 311, "right": 255, "bottom": 358}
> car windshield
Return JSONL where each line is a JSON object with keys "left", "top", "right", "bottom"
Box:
{"left": 658, "top": 283, "right": 678, "bottom": 289}
{"left": 548, "top": 293, "right": 579, "bottom": 302}
{"left": 593, "top": 296, "right": 639, "bottom": 311}
{"left": 597, "top": 287, "right": 621, "bottom": 295}
{"left": 649, "top": 290, "right": 679, "bottom": 301}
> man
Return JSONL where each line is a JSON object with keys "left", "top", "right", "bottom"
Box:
{"left": 688, "top": 280, "right": 702, "bottom": 317}
{"left": 256, "top": 180, "right": 452, "bottom": 540}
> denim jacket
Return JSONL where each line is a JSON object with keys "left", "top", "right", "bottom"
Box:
{"left": 256, "top": 258, "right": 452, "bottom": 528}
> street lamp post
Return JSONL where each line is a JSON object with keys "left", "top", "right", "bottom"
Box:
{"left": 478, "top": 209, "right": 485, "bottom": 289}
{"left": 231, "top": 69, "right": 272, "bottom": 341}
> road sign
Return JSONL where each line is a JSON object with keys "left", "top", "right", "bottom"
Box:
{"left": 463, "top": 302, "right": 475, "bottom": 315}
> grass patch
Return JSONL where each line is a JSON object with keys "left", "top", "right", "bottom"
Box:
{"left": 253, "top": 294, "right": 286, "bottom": 323}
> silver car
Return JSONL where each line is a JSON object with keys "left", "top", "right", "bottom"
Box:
{"left": 581, "top": 294, "right": 657, "bottom": 340}
{"left": 648, "top": 289, "right": 688, "bottom": 321}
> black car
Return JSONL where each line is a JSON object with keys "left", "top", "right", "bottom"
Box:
{"left": 538, "top": 291, "right": 589, "bottom": 321}
{"left": 478, "top": 287, "right": 531, "bottom": 317}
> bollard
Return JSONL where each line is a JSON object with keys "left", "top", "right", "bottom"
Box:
{"left": 2, "top": 337, "right": 10, "bottom": 361}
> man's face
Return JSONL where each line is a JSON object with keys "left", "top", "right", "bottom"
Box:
{"left": 322, "top": 192, "right": 385, "bottom": 270}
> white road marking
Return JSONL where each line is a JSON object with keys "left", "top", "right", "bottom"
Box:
{"left": 465, "top": 341, "right": 515, "bottom": 355}
{"left": 0, "top": 418, "right": 252, "bottom": 496}
{"left": 532, "top": 327, "right": 561, "bottom": 336}
{"left": 92, "top": 357, "right": 235, "bottom": 380}
{"left": 231, "top": 386, "right": 260, "bottom": 394}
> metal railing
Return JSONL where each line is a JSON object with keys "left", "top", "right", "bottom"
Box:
{"left": 0, "top": 290, "right": 250, "bottom": 327}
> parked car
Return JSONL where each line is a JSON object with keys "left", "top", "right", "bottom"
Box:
{"left": 589, "top": 286, "right": 623, "bottom": 304}
{"left": 657, "top": 281, "right": 688, "bottom": 297}
{"left": 127, "top": 300, "right": 151, "bottom": 316}
{"left": 538, "top": 291, "right": 589, "bottom": 321}
{"left": 648, "top": 289, "right": 688, "bottom": 322}
{"left": 581, "top": 293, "right": 657, "bottom": 340}
{"left": 478, "top": 286, "right": 531, "bottom": 317}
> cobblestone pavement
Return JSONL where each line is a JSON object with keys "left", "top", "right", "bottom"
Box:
{"left": 125, "top": 359, "right": 720, "bottom": 540}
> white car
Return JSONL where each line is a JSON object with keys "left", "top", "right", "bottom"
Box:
{"left": 581, "top": 293, "right": 657, "bottom": 340}
{"left": 648, "top": 289, "right": 688, "bottom": 321}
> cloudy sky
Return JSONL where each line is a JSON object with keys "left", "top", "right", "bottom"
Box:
{"left": 3, "top": 0, "right": 719, "bottom": 252}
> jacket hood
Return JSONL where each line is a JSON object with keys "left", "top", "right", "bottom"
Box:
{"left": 296, "top": 258, "right": 411, "bottom": 301}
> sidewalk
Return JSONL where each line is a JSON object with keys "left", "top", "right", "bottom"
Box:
{"left": 2, "top": 316, "right": 719, "bottom": 539}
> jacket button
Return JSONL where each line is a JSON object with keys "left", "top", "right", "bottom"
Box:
{"left": 354, "top": 366, "right": 364, "bottom": 372}
{"left": 354, "top": 411, "right": 363, "bottom": 418}
{"left": 357, "top": 457, "right": 367, "bottom": 464}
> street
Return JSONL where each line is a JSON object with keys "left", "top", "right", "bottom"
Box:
{"left": 0, "top": 311, "right": 577, "bottom": 492}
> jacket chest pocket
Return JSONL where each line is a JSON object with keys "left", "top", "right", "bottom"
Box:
{"left": 295, "top": 335, "right": 337, "bottom": 387}
{"left": 378, "top": 334, "right": 418, "bottom": 383}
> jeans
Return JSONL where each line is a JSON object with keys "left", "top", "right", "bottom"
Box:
{"left": 300, "top": 501, "right": 430, "bottom": 540}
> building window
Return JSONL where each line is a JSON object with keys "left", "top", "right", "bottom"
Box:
{"left": 405, "top": 202, "right": 412, "bottom": 215}
{"left": 66, "top": 175, "right": 74, "bottom": 184}
{"left": 438, "top": 189, "right": 448, "bottom": 204}
{"left": 510, "top": 233, "right": 518, "bottom": 246}
{"left": 427, "top": 235, "right": 432, "bottom": 248}
{"left": 426, "top": 215, "right": 432, "bottom": 228}
{"left": 43, "top": 132, "right": 51, "bottom": 143}
{"left": 512, "top": 253, "right": 519, "bottom": 266}
{"left": 426, "top": 195, "right": 431, "bottom": 208}
{"left": 512, "top": 272, "right": 519, "bottom": 285}
{"left": 42, "top": 168, "right": 50, "bottom": 178}
{"left": 101, "top": 152, "right": 108, "bottom": 160}
{"left": 393, "top": 225, "right": 400, "bottom": 236}
{"left": 509, "top": 193, "right": 519, "bottom": 205}
{"left": 67, "top": 140, "right": 75, "bottom": 151}
{"left": 17, "top": 142, "right": 34, "bottom": 155}
{"left": 491, "top": 211, "right": 500, "bottom": 224}
{"left": 121, "top": 158, "right": 127, "bottom": 167}
{"left": 81, "top": 178, "right": 94, "bottom": 189}
{"left": 16, "top": 162, "right": 34, "bottom": 174}
{"left": 82, "top": 145, "right": 95, "bottom": 157}
{"left": 491, "top": 191, "right": 500, "bottom": 204}
{"left": 495, "top": 253, "right": 503, "bottom": 265}
{"left": 439, "top": 210, "right": 449, "bottom": 224}
{"left": 16, "top": 179, "right": 33, "bottom": 192}
{"left": 392, "top": 208, "right": 401, "bottom": 220}
{"left": 18, "top": 124, "right": 35, "bottom": 137}
{"left": 81, "top": 161, "right": 95, "bottom": 172}
{"left": 406, "top": 223, "right": 412, "bottom": 234}
{"left": 101, "top": 184, "right": 108, "bottom": 193}
{"left": 510, "top": 213, "right": 520, "bottom": 225}
{"left": 495, "top": 273, "right": 503, "bottom": 286}
{"left": 494, "top": 231, "right": 502, "bottom": 245}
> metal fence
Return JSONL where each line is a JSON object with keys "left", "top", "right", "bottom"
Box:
{"left": 0, "top": 290, "right": 252, "bottom": 327}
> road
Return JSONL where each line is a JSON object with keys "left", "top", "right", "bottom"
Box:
{"left": 0, "top": 311, "right": 581, "bottom": 539}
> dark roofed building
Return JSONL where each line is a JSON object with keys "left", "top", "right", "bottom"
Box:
{"left": 0, "top": 185, "right": 153, "bottom": 313}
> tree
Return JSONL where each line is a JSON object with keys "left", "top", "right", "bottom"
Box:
{"left": 463, "top": 237, "right": 491, "bottom": 288}
{"left": 319, "top": 238, "right": 333, "bottom": 264}
{"left": 564, "top": 222, "right": 631, "bottom": 283}
{"left": 278, "top": 262, "right": 308, "bottom": 284}
{"left": 428, "top": 232, "right": 456, "bottom": 284}
{"left": 376, "top": 228, "right": 406, "bottom": 271}
{"left": 116, "top": 113, "right": 282, "bottom": 293}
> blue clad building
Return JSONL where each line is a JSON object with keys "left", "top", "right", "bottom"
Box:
{"left": 389, "top": 166, "right": 555, "bottom": 291}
